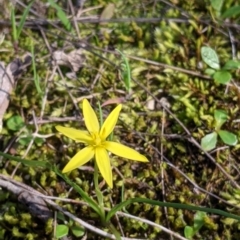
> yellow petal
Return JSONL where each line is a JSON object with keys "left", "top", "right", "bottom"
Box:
{"left": 83, "top": 99, "right": 100, "bottom": 133}
{"left": 104, "top": 141, "right": 148, "bottom": 162}
{"left": 95, "top": 147, "right": 113, "bottom": 188}
{"left": 62, "top": 146, "right": 94, "bottom": 173}
{"left": 100, "top": 104, "right": 122, "bottom": 140}
{"left": 56, "top": 126, "right": 92, "bottom": 144}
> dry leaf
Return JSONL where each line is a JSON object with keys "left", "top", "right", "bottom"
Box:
{"left": 52, "top": 49, "right": 85, "bottom": 72}
{"left": 0, "top": 53, "right": 32, "bottom": 131}
{"left": 146, "top": 98, "right": 155, "bottom": 110}
{"left": 100, "top": 3, "right": 115, "bottom": 24}
{"left": 101, "top": 97, "right": 125, "bottom": 107}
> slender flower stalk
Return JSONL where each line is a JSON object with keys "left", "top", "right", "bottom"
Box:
{"left": 56, "top": 99, "right": 148, "bottom": 188}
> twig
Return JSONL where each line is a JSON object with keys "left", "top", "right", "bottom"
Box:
{"left": 132, "top": 77, "right": 240, "bottom": 189}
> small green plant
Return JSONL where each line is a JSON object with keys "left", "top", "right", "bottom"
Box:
{"left": 55, "top": 216, "right": 84, "bottom": 239}
{"left": 221, "top": 4, "right": 240, "bottom": 19}
{"left": 30, "top": 40, "right": 42, "bottom": 95}
{"left": 11, "top": 1, "right": 34, "bottom": 42}
{"left": 116, "top": 49, "right": 132, "bottom": 93}
{"left": 201, "top": 46, "right": 240, "bottom": 84}
{"left": 210, "top": 0, "right": 240, "bottom": 19}
{"left": 184, "top": 211, "right": 206, "bottom": 239}
{"left": 201, "top": 109, "right": 237, "bottom": 151}
{"left": 6, "top": 115, "right": 44, "bottom": 146}
{"left": 6, "top": 115, "right": 24, "bottom": 131}
{"left": 48, "top": 0, "right": 72, "bottom": 31}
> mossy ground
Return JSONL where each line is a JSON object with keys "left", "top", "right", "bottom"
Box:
{"left": 0, "top": 0, "right": 240, "bottom": 239}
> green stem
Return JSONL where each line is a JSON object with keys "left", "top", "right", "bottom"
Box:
{"left": 109, "top": 223, "right": 121, "bottom": 240}
{"left": 94, "top": 159, "right": 106, "bottom": 223}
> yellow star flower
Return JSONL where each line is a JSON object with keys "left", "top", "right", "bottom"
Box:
{"left": 56, "top": 99, "right": 148, "bottom": 188}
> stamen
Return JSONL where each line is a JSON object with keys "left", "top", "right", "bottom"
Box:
{"left": 91, "top": 132, "right": 102, "bottom": 146}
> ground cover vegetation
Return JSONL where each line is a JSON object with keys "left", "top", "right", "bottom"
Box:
{"left": 0, "top": 0, "right": 240, "bottom": 239}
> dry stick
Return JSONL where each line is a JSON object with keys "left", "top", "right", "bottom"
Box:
{"left": 56, "top": 195, "right": 187, "bottom": 240}
{"left": 45, "top": 201, "right": 143, "bottom": 240}
{"left": 15, "top": 0, "right": 71, "bottom": 36}
{"left": 228, "top": 27, "right": 237, "bottom": 59}
{"left": 11, "top": 110, "right": 39, "bottom": 177}
{"left": 38, "top": 27, "right": 53, "bottom": 121}
{"left": 76, "top": 5, "right": 102, "bottom": 18}
{"left": 128, "top": 55, "right": 211, "bottom": 80}
{"left": 187, "top": 133, "right": 240, "bottom": 189}
{"left": 1, "top": 127, "right": 26, "bottom": 163}
{"left": 159, "top": 0, "right": 232, "bottom": 39}
{"left": 0, "top": 174, "right": 187, "bottom": 240}
{"left": 28, "top": 116, "right": 81, "bottom": 125}
{"left": 0, "top": 17, "right": 187, "bottom": 28}
{"left": 56, "top": 65, "right": 80, "bottom": 114}
{"left": 0, "top": 175, "right": 163, "bottom": 240}
{"left": 132, "top": 77, "right": 240, "bottom": 189}
{"left": 160, "top": 106, "right": 173, "bottom": 240}
{"left": 67, "top": 0, "right": 81, "bottom": 40}
{"left": 224, "top": 28, "right": 236, "bottom": 96}
{"left": 2, "top": 8, "right": 239, "bottom": 32}
{"left": 114, "top": 211, "right": 188, "bottom": 240}
{"left": 109, "top": 195, "right": 125, "bottom": 237}
{"left": 84, "top": 45, "right": 199, "bottom": 77}
{"left": 40, "top": 70, "right": 50, "bottom": 119}
{"left": 131, "top": 127, "right": 240, "bottom": 208}
{"left": 91, "top": 63, "right": 105, "bottom": 90}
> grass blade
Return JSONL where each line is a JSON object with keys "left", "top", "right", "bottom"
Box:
{"left": 30, "top": 40, "right": 42, "bottom": 95}
{"left": 17, "top": 0, "right": 35, "bottom": 39}
{"left": 116, "top": 49, "right": 131, "bottom": 93}
{"left": 106, "top": 197, "right": 240, "bottom": 223}
{"left": 0, "top": 151, "right": 102, "bottom": 218}
{"left": 48, "top": 0, "right": 72, "bottom": 31}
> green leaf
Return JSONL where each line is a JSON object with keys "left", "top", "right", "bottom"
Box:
{"left": 214, "top": 109, "right": 228, "bottom": 128}
{"left": 0, "top": 228, "right": 6, "bottom": 240}
{"left": 213, "top": 70, "right": 232, "bottom": 84}
{"left": 218, "top": 130, "right": 238, "bottom": 146}
{"left": 48, "top": 0, "right": 71, "bottom": 31}
{"left": 201, "top": 132, "right": 217, "bottom": 151}
{"left": 18, "top": 137, "right": 32, "bottom": 146}
{"left": 184, "top": 226, "right": 194, "bottom": 239}
{"left": 57, "top": 212, "right": 66, "bottom": 222}
{"left": 223, "top": 60, "right": 240, "bottom": 70}
{"left": 201, "top": 46, "right": 220, "bottom": 70}
{"left": 6, "top": 115, "right": 24, "bottom": 131}
{"left": 184, "top": 211, "right": 206, "bottom": 239}
{"left": 193, "top": 211, "right": 206, "bottom": 231}
{"left": 34, "top": 137, "right": 45, "bottom": 146}
{"left": 18, "top": 136, "right": 44, "bottom": 147}
{"left": 17, "top": 0, "right": 34, "bottom": 39}
{"left": 204, "top": 68, "right": 216, "bottom": 76}
{"left": 71, "top": 225, "right": 85, "bottom": 237}
{"left": 0, "top": 151, "right": 48, "bottom": 168}
{"left": 56, "top": 225, "right": 69, "bottom": 238}
{"left": 222, "top": 6, "right": 240, "bottom": 18}
{"left": 210, "top": 0, "right": 223, "bottom": 12}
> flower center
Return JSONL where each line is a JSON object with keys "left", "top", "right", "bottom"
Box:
{"left": 91, "top": 132, "right": 102, "bottom": 147}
